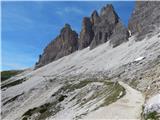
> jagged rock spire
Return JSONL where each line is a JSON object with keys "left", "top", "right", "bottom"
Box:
{"left": 100, "top": 4, "right": 119, "bottom": 24}
{"left": 35, "top": 24, "right": 78, "bottom": 68}
{"left": 90, "top": 10, "right": 100, "bottom": 25}
{"left": 90, "top": 4, "right": 128, "bottom": 49}
{"left": 78, "top": 17, "right": 94, "bottom": 49}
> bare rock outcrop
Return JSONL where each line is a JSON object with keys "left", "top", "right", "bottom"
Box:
{"left": 90, "top": 4, "right": 129, "bottom": 49}
{"left": 35, "top": 4, "right": 130, "bottom": 69}
{"left": 128, "top": 1, "right": 160, "bottom": 41}
{"left": 35, "top": 24, "right": 78, "bottom": 68}
{"left": 78, "top": 17, "right": 94, "bottom": 49}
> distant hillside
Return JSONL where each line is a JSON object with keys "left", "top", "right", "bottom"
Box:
{"left": 1, "top": 70, "right": 23, "bottom": 82}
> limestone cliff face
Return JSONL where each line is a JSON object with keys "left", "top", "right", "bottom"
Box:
{"left": 128, "top": 1, "right": 160, "bottom": 41}
{"left": 90, "top": 4, "right": 129, "bottom": 49}
{"left": 35, "top": 24, "right": 78, "bottom": 68}
{"left": 78, "top": 17, "right": 94, "bottom": 50}
{"left": 79, "top": 5, "right": 129, "bottom": 50}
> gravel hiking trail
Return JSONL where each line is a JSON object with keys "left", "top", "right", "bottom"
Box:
{"left": 82, "top": 81, "right": 145, "bottom": 119}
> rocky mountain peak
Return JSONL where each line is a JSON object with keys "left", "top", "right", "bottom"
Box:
{"left": 90, "top": 10, "right": 100, "bottom": 25}
{"left": 35, "top": 23, "right": 78, "bottom": 68}
{"left": 64, "top": 23, "right": 71, "bottom": 28}
{"left": 60, "top": 23, "right": 72, "bottom": 34}
{"left": 128, "top": 1, "right": 160, "bottom": 41}
{"left": 100, "top": 4, "right": 119, "bottom": 24}
{"left": 78, "top": 17, "right": 94, "bottom": 49}
{"left": 82, "top": 17, "right": 92, "bottom": 32}
{"left": 90, "top": 4, "right": 128, "bottom": 49}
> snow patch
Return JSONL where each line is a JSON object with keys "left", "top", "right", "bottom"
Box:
{"left": 134, "top": 56, "right": 145, "bottom": 62}
{"left": 144, "top": 94, "right": 160, "bottom": 113}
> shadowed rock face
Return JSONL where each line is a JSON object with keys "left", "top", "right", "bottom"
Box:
{"left": 78, "top": 5, "right": 129, "bottom": 50}
{"left": 35, "top": 24, "right": 78, "bottom": 68}
{"left": 90, "top": 10, "right": 101, "bottom": 25}
{"left": 128, "top": 1, "right": 160, "bottom": 41}
{"left": 78, "top": 17, "right": 94, "bottom": 49}
{"left": 109, "top": 22, "right": 129, "bottom": 47}
{"left": 90, "top": 4, "right": 129, "bottom": 49}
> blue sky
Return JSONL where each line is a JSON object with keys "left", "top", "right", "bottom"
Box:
{"left": 1, "top": 1, "right": 135, "bottom": 70}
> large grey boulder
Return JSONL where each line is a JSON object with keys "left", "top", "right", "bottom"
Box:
{"left": 35, "top": 24, "right": 78, "bottom": 68}
{"left": 128, "top": 1, "right": 160, "bottom": 41}
{"left": 90, "top": 4, "right": 129, "bottom": 49}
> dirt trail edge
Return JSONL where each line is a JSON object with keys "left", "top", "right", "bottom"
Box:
{"left": 82, "top": 81, "right": 145, "bottom": 119}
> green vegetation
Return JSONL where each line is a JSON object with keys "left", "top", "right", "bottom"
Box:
{"left": 1, "top": 70, "right": 23, "bottom": 82}
{"left": 61, "top": 80, "right": 93, "bottom": 92}
{"left": 22, "top": 102, "right": 60, "bottom": 120}
{"left": 22, "top": 79, "right": 125, "bottom": 120}
{"left": 74, "top": 81, "right": 126, "bottom": 119}
{"left": 58, "top": 95, "right": 67, "bottom": 102}
{"left": 145, "top": 111, "right": 159, "bottom": 120}
{"left": 101, "top": 82, "right": 126, "bottom": 106}
{"left": 62, "top": 80, "right": 125, "bottom": 108}
{"left": 130, "top": 79, "right": 139, "bottom": 88}
{"left": 3, "top": 93, "right": 24, "bottom": 105}
{"left": 1, "top": 77, "right": 26, "bottom": 89}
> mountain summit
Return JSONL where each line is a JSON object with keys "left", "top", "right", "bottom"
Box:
{"left": 35, "top": 24, "right": 78, "bottom": 68}
{"left": 36, "top": 4, "right": 129, "bottom": 68}
{"left": 89, "top": 4, "right": 129, "bottom": 49}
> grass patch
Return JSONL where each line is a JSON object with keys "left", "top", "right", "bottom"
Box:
{"left": 101, "top": 82, "right": 126, "bottom": 106}
{"left": 75, "top": 81, "right": 126, "bottom": 119}
{"left": 61, "top": 80, "right": 93, "bottom": 93}
{"left": 1, "top": 77, "right": 26, "bottom": 89}
{"left": 130, "top": 79, "right": 139, "bottom": 88}
{"left": 145, "top": 111, "right": 159, "bottom": 120}
{"left": 22, "top": 102, "right": 61, "bottom": 120}
{"left": 1, "top": 70, "right": 23, "bottom": 82}
{"left": 58, "top": 95, "right": 67, "bottom": 102}
{"left": 3, "top": 93, "right": 24, "bottom": 105}
{"left": 22, "top": 103, "right": 51, "bottom": 116}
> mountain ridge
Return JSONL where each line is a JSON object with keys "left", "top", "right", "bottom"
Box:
{"left": 35, "top": 4, "right": 129, "bottom": 69}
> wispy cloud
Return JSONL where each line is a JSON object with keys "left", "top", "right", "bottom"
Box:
{"left": 56, "top": 7, "right": 84, "bottom": 16}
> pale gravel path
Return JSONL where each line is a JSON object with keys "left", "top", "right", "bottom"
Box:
{"left": 82, "top": 81, "right": 145, "bottom": 120}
